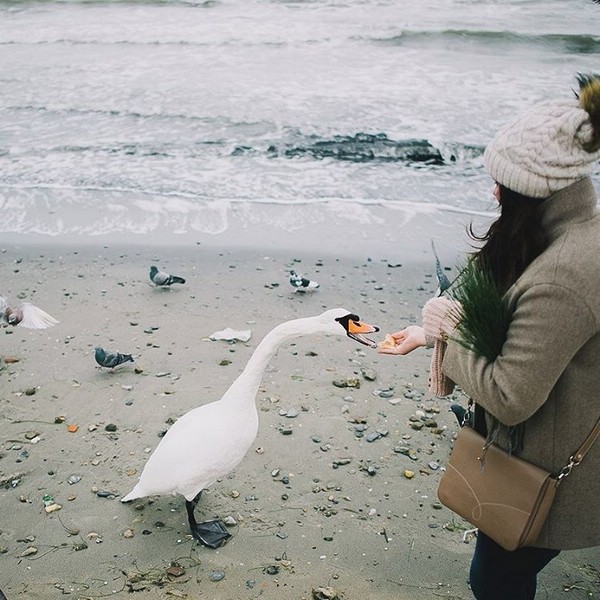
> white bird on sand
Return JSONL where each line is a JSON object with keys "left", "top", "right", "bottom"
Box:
{"left": 289, "top": 269, "right": 319, "bottom": 292}
{"left": 0, "top": 296, "right": 59, "bottom": 329}
{"left": 121, "top": 308, "right": 379, "bottom": 547}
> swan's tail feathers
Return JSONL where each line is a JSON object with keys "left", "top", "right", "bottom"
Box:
{"left": 121, "top": 485, "right": 143, "bottom": 503}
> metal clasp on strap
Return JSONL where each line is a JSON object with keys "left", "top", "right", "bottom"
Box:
{"left": 557, "top": 454, "right": 582, "bottom": 482}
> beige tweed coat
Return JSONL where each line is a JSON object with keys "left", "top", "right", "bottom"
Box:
{"left": 443, "top": 177, "right": 600, "bottom": 550}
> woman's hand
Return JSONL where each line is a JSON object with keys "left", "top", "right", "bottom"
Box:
{"left": 377, "top": 325, "right": 427, "bottom": 355}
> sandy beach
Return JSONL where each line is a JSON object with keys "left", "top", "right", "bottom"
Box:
{"left": 1, "top": 208, "right": 598, "bottom": 600}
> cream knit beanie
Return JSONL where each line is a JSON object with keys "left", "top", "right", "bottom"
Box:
{"left": 483, "top": 74, "right": 600, "bottom": 198}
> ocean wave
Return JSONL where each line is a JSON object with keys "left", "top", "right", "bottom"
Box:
{"left": 365, "top": 30, "right": 600, "bottom": 54}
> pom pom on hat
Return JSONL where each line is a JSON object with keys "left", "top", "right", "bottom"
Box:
{"left": 483, "top": 73, "right": 600, "bottom": 198}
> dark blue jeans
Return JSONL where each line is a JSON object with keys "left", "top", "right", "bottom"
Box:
{"left": 469, "top": 531, "right": 561, "bottom": 599}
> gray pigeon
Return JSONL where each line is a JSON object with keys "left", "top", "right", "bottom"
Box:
{"left": 431, "top": 240, "right": 452, "bottom": 297}
{"left": 289, "top": 270, "right": 319, "bottom": 292}
{"left": 95, "top": 347, "right": 134, "bottom": 370}
{"left": 149, "top": 266, "right": 186, "bottom": 287}
{"left": 0, "top": 295, "right": 59, "bottom": 329}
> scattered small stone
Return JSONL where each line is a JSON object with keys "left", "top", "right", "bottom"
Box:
{"left": 167, "top": 565, "right": 186, "bottom": 578}
{"left": 209, "top": 570, "right": 225, "bottom": 582}
{"left": 223, "top": 515, "right": 237, "bottom": 526}
{"left": 403, "top": 470, "right": 415, "bottom": 479}
{"left": 332, "top": 377, "right": 360, "bottom": 389}
{"left": 105, "top": 423, "right": 118, "bottom": 432}
{"left": 67, "top": 475, "right": 82, "bottom": 485}
{"left": 361, "top": 368, "right": 377, "bottom": 382}
{"left": 312, "top": 586, "right": 340, "bottom": 600}
{"left": 123, "top": 529, "right": 135, "bottom": 538}
{"left": 20, "top": 546, "right": 38, "bottom": 557}
{"left": 44, "top": 503, "right": 61, "bottom": 513}
{"left": 25, "top": 387, "right": 36, "bottom": 396}
{"left": 96, "top": 491, "right": 116, "bottom": 498}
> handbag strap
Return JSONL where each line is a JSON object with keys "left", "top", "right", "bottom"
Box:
{"left": 464, "top": 399, "right": 600, "bottom": 482}
{"left": 557, "top": 417, "right": 600, "bottom": 482}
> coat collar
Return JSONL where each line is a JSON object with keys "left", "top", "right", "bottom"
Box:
{"left": 540, "top": 177, "right": 598, "bottom": 241}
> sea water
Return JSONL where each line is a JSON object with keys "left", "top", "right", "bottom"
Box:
{"left": 0, "top": 0, "right": 599, "bottom": 239}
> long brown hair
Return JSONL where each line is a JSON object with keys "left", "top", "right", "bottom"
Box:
{"left": 469, "top": 184, "right": 549, "bottom": 294}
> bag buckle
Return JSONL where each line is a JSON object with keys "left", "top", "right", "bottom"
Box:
{"left": 557, "top": 454, "right": 581, "bottom": 481}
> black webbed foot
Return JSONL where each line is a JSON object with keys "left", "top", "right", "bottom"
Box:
{"left": 191, "top": 519, "right": 232, "bottom": 549}
{"left": 186, "top": 496, "right": 232, "bottom": 549}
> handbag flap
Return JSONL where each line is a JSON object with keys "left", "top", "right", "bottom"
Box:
{"left": 438, "top": 426, "right": 557, "bottom": 550}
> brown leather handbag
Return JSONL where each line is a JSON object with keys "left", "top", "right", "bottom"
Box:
{"left": 437, "top": 414, "right": 600, "bottom": 551}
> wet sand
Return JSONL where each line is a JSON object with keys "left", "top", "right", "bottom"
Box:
{"left": 1, "top": 209, "right": 598, "bottom": 599}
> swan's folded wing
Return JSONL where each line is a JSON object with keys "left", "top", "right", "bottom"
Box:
{"left": 18, "top": 303, "right": 59, "bottom": 329}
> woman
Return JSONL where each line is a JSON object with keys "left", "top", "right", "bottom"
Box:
{"left": 379, "top": 74, "right": 600, "bottom": 599}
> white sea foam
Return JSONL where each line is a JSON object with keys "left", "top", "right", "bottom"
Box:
{"left": 0, "top": 0, "right": 597, "bottom": 242}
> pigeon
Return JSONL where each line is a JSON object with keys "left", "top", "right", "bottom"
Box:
{"left": 95, "top": 347, "right": 134, "bottom": 370}
{"left": 450, "top": 403, "right": 474, "bottom": 427}
{"left": 149, "top": 266, "right": 186, "bottom": 287}
{"left": 0, "top": 296, "right": 59, "bottom": 329}
{"left": 431, "top": 240, "right": 452, "bottom": 297}
{"left": 289, "top": 270, "right": 319, "bottom": 292}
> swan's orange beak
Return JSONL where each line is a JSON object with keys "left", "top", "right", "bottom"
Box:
{"left": 346, "top": 316, "right": 380, "bottom": 348}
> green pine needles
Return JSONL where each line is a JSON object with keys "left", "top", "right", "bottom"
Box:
{"left": 449, "top": 259, "right": 512, "bottom": 361}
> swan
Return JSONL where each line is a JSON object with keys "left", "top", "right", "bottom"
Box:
{"left": 121, "top": 308, "right": 379, "bottom": 546}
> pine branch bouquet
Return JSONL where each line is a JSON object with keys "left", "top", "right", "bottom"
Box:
{"left": 449, "top": 259, "right": 512, "bottom": 361}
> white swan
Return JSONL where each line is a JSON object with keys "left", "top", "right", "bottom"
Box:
{"left": 121, "top": 308, "right": 379, "bottom": 545}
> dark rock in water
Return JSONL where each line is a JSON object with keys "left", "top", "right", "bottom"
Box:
{"left": 269, "top": 133, "right": 448, "bottom": 165}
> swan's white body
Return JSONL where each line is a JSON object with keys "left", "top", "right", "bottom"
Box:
{"left": 122, "top": 308, "right": 371, "bottom": 503}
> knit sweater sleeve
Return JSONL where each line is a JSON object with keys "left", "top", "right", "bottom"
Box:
{"left": 422, "top": 297, "right": 462, "bottom": 397}
{"left": 442, "top": 283, "right": 596, "bottom": 425}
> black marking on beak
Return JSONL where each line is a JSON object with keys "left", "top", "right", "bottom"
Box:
{"left": 335, "top": 313, "right": 380, "bottom": 348}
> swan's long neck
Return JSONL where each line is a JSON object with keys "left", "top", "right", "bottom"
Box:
{"left": 221, "top": 318, "right": 313, "bottom": 406}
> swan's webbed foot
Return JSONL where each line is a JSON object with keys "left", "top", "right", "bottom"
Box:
{"left": 185, "top": 495, "right": 232, "bottom": 549}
